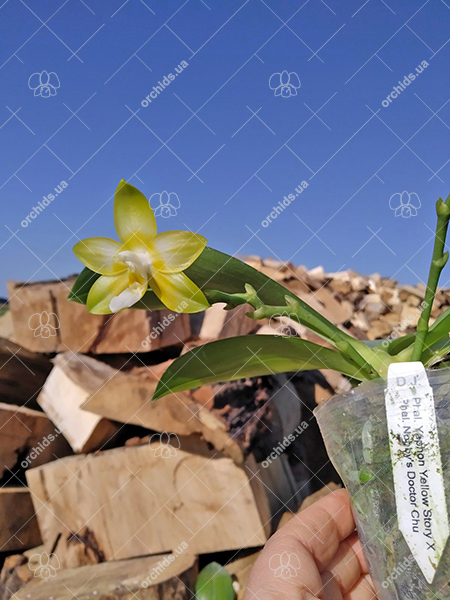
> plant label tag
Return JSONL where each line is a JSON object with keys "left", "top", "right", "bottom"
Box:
{"left": 385, "top": 362, "right": 449, "bottom": 584}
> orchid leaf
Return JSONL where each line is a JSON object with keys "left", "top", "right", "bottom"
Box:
{"left": 427, "top": 306, "right": 450, "bottom": 342}
{"left": 68, "top": 268, "right": 101, "bottom": 304}
{"left": 153, "top": 334, "right": 370, "bottom": 401}
{"left": 387, "top": 334, "right": 415, "bottom": 355}
{"left": 195, "top": 562, "right": 235, "bottom": 600}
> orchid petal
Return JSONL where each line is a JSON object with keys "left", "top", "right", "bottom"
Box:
{"left": 73, "top": 237, "right": 127, "bottom": 275}
{"left": 150, "top": 271, "right": 209, "bottom": 313}
{"left": 152, "top": 231, "right": 207, "bottom": 273}
{"left": 109, "top": 281, "right": 147, "bottom": 312}
{"left": 114, "top": 180, "right": 157, "bottom": 250}
{"left": 87, "top": 272, "right": 142, "bottom": 314}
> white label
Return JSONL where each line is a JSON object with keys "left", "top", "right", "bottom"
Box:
{"left": 385, "top": 362, "right": 449, "bottom": 583}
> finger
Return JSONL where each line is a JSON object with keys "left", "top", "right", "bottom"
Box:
{"left": 321, "top": 570, "right": 344, "bottom": 600}
{"left": 244, "top": 490, "right": 356, "bottom": 600}
{"left": 344, "top": 574, "right": 378, "bottom": 600}
{"left": 324, "top": 537, "right": 361, "bottom": 594}
{"left": 285, "top": 489, "right": 356, "bottom": 570}
{"left": 346, "top": 533, "right": 370, "bottom": 574}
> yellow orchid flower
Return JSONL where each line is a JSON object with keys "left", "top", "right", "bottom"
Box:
{"left": 73, "top": 180, "right": 210, "bottom": 315}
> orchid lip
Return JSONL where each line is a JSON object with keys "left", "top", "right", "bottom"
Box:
{"left": 117, "top": 249, "right": 153, "bottom": 278}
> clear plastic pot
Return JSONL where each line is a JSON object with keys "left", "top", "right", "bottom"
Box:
{"left": 315, "top": 368, "right": 450, "bottom": 600}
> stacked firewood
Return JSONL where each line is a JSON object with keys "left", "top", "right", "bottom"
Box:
{"left": 0, "top": 257, "right": 446, "bottom": 599}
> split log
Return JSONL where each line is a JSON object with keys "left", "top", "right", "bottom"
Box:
{"left": 0, "top": 311, "right": 14, "bottom": 343}
{"left": 198, "top": 302, "right": 227, "bottom": 340}
{"left": 26, "top": 440, "right": 272, "bottom": 567}
{"left": 7, "top": 278, "right": 191, "bottom": 354}
{"left": 37, "top": 355, "right": 119, "bottom": 453}
{"left": 55, "top": 353, "right": 302, "bottom": 465}
{"left": 14, "top": 552, "right": 197, "bottom": 600}
{"left": 219, "top": 304, "right": 260, "bottom": 338}
{"left": 0, "top": 488, "right": 41, "bottom": 552}
{"left": 0, "top": 554, "right": 34, "bottom": 600}
{"left": 0, "top": 339, "right": 51, "bottom": 409}
{"left": 51, "top": 353, "right": 204, "bottom": 438}
{"left": 0, "top": 402, "right": 71, "bottom": 475}
{"left": 0, "top": 545, "right": 46, "bottom": 600}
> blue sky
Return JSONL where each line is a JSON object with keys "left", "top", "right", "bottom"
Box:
{"left": 1, "top": 0, "right": 450, "bottom": 296}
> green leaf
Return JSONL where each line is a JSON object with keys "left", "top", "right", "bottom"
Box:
{"left": 427, "top": 306, "right": 450, "bottom": 343}
{"left": 154, "top": 334, "right": 369, "bottom": 401}
{"left": 195, "top": 562, "right": 235, "bottom": 600}
{"left": 386, "top": 333, "right": 415, "bottom": 356}
{"left": 68, "top": 268, "right": 101, "bottom": 304}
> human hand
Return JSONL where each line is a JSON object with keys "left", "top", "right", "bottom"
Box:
{"left": 244, "top": 489, "right": 377, "bottom": 600}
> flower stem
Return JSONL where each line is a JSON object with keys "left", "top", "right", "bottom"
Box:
{"left": 205, "top": 285, "right": 375, "bottom": 379}
{"left": 411, "top": 194, "right": 450, "bottom": 362}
